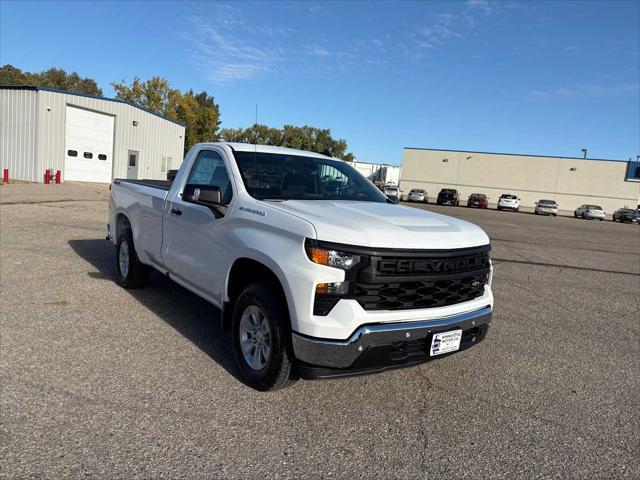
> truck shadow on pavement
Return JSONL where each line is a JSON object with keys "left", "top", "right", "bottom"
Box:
{"left": 68, "top": 239, "right": 243, "bottom": 385}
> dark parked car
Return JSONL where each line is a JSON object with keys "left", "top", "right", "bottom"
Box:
{"left": 467, "top": 193, "right": 488, "bottom": 209}
{"left": 612, "top": 208, "right": 639, "bottom": 223}
{"left": 437, "top": 188, "right": 460, "bottom": 206}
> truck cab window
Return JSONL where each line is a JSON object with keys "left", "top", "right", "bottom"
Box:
{"left": 186, "top": 150, "right": 233, "bottom": 204}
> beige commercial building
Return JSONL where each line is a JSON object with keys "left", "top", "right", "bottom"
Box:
{"left": 401, "top": 147, "right": 640, "bottom": 213}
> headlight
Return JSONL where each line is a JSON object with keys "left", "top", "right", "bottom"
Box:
{"left": 305, "top": 241, "right": 361, "bottom": 270}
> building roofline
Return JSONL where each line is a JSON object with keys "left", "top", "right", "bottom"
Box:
{"left": 403, "top": 146, "right": 626, "bottom": 163}
{"left": 0, "top": 85, "right": 185, "bottom": 127}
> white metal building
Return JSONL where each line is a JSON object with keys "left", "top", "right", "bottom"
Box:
{"left": 351, "top": 160, "right": 402, "bottom": 186}
{"left": 0, "top": 86, "right": 185, "bottom": 183}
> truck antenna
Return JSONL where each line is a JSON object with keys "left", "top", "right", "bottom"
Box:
{"left": 254, "top": 104, "right": 258, "bottom": 185}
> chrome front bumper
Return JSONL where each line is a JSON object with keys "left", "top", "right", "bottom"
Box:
{"left": 292, "top": 306, "right": 492, "bottom": 369}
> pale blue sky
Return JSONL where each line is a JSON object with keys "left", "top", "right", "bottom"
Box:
{"left": 1, "top": 0, "right": 639, "bottom": 164}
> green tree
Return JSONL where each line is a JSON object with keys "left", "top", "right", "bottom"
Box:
{"left": 111, "top": 76, "right": 180, "bottom": 120}
{"left": 220, "top": 124, "right": 354, "bottom": 161}
{"left": 0, "top": 64, "right": 102, "bottom": 95}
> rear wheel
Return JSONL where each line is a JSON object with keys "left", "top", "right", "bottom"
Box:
{"left": 115, "top": 231, "right": 149, "bottom": 288}
{"left": 232, "top": 282, "right": 295, "bottom": 391}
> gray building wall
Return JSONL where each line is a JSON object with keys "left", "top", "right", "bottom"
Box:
{"left": 401, "top": 148, "right": 640, "bottom": 213}
{"left": 0, "top": 89, "right": 38, "bottom": 181}
{"left": 1, "top": 87, "right": 185, "bottom": 183}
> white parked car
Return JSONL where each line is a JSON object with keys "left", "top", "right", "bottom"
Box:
{"left": 574, "top": 204, "right": 605, "bottom": 221}
{"left": 497, "top": 194, "right": 520, "bottom": 212}
{"left": 534, "top": 199, "right": 558, "bottom": 216}
{"left": 407, "top": 188, "right": 428, "bottom": 203}
{"left": 108, "top": 143, "right": 494, "bottom": 390}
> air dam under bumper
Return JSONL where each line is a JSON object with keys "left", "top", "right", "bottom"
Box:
{"left": 293, "top": 306, "right": 492, "bottom": 379}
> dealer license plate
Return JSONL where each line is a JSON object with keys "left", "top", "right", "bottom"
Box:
{"left": 430, "top": 330, "right": 462, "bottom": 356}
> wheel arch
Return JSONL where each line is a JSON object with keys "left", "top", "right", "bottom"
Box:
{"left": 223, "top": 257, "right": 292, "bottom": 331}
{"left": 115, "top": 212, "right": 132, "bottom": 240}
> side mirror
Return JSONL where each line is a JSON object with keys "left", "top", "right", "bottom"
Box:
{"left": 518, "top": 198, "right": 521, "bottom": 200}
{"left": 183, "top": 183, "right": 222, "bottom": 207}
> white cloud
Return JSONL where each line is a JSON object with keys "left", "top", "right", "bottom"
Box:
{"left": 466, "top": 0, "right": 493, "bottom": 14}
{"left": 187, "top": 15, "right": 281, "bottom": 82}
{"left": 184, "top": 11, "right": 368, "bottom": 83}
{"left": 530, "top": 83, "right": 640, "bottom": 98}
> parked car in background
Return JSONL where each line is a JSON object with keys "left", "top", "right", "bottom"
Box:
{"left": 467, "top": 193, "right": 488, "bottom": 209}
{"left": 384, "top": 185, "right": 400, "bottom": 198}
{"left": 407, "top": 188, "right": 428, "bottom": 203}
{"left": 574, "top": 204, "right": 605, "bottom": 221}
{"left": 497, "top": 194, "right": 520, "bottom": 212}
{"left": 534, "top": 199, "right": 558, "bottom": 216}
{"left": 612, "top": 208, "right": 639, "bottom": 223}
{"left": 437, "top": 188, "right": 460, "bottom": 206}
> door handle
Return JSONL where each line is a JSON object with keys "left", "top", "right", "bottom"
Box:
{"left": 170, "top": 208, "right": 182, "bottom": 216}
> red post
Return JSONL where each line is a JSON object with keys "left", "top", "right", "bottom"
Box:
{"left": 55, "top": 170, "right": 61, "bottom": 184}
{"left": 44, "top": 170, "right": 50, "bottom": 184}
{"left": 3, "top": 168, "right": 8, "bottom": 183}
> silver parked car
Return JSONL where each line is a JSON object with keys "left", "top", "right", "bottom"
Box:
{"left": 574, "top": 204, "right": 605, "bottom": 221}
{"left": 407, "top": 188, "right": 428, "bottom": 203}
{"left": 534, "top": 199, "right": 558, "bottom": 216}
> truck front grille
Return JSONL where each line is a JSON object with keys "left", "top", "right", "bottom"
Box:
{"left": 311, "top": 242, "right": 491, "bottom": 315}
{"left": 354, "top": 272, "right": 488, "bottom": 311}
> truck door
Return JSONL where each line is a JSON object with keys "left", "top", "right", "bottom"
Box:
{"left": 161, "top": 148, "right": 234, "bottom": 305}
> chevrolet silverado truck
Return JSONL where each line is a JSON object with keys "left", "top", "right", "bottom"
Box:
{"left": 107, "top": 143, "right": 493, "bottom": 390}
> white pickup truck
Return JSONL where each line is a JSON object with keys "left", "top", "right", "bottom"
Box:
{"left": 108, "top": 143, "right": 493, "bottom": 390}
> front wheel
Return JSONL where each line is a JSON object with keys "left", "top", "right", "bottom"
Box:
{"left": 232, "top": 282, "right": 295, "bottom": 391}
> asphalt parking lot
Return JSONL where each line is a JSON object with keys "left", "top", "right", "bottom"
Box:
{"left": 1, "top": 184, "right": 639, "bottom": 479}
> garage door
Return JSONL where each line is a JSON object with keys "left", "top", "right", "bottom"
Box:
{"left": 64, "top": 106, "right": 114, "bottom": 183}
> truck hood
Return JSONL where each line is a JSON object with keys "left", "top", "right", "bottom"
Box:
{"left": 265, "top": 200, "right": 490, "bottom": 249}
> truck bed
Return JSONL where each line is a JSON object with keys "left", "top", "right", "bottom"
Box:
{"left": 113, "top": 179, "right": 173, "bottom": 191}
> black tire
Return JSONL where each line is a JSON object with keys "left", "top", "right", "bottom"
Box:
{"left": 574, "top": 211, "right": 578, "bottom": 218}
{"left": 115, "top": 231, "right": 149, "bottom": 288}
{"left": 516, "top": 208, "right": 519, "bottom": 213}
{"left": 232, "top": 282, "right": 295, "bottom": 391}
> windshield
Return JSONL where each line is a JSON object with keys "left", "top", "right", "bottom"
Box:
{"left": 539, "top": 200, "right": 556, "bottom": 205}
{"left": 501, "top": 194, "right": 516, "bottom": 199}
{"left": 410, "top": 189, "right": 423, "bottom": 193}
{"left": 621, "top": 209, "right": 636, "bottom": 214}
{"left": 233, "top": 151, "right": 388, "bottom": 202}
{"left": 587, "top": 205, "right": 602, "bottom": 210}
{"left": 441, "top": 189, "right": 456, "bottom": 194}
